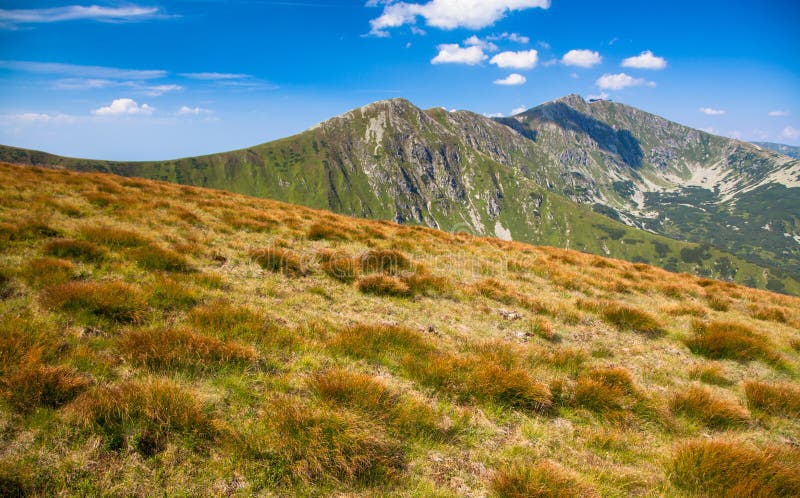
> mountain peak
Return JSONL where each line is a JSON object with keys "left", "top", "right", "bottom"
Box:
{"left": 554, "top": 93, "right": 587, "bottom": 107}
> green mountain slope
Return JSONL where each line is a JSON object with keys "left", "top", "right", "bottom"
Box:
{"left": 753, "top": 141, "right": 800, "bottom": 159}
{"left": 1, "top": 97, "right": 798, "bottom": 293}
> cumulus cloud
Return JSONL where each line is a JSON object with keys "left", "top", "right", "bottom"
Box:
{"left": 782, "top": 126, "right": 800, "bottom": 140}
{"left": 511, "top": 105, "right": 528, "bottom": 115}
{"left": 484, "top": 112, "right": 505, "bottom": 117}
{"left": 595, "top": 73, "right": 650, "bottom": 90}
{"left": 464, "top": 35, "right": 498, "bottom": 51}
{"left": 699, "top": 107, "right": 726, "bottom": 116}
{"left": 768, "top": 110, "right": 790, "bottom": 117}
{"left": 431, "top": 43, "right": 487, "bottom": 65}
{"left": 177, "top": 106, "right": 212, "bottom": 116}
{"left": 93, "top": 98, "right": 154, "bottom": 116}
{"left": 493, "top": 73, "right": 526, "bottom": 85}
{"left": 621, "top": 50, "right": 667, "bottom": 70}
{"left": 369, "top": 0, "right": 550, "bottom": 35}
{"left": 561, "top": 49, "right": 602, "bottom": 68}
{"left": 7, "top": 112, "right": 76, "bottom": 124}
{"left": 490, "top": 49, "right": 538, "bottom": 69}
{"left": 0, "top": 5, "right": 162, "bottom": 26}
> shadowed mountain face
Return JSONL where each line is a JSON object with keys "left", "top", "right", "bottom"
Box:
{"left": 1, "top": 95, "right": 799, "bottom": 293}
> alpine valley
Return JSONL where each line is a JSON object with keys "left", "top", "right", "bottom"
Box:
{"left": 3, "top": 95, "right": 799, "bottom": 293}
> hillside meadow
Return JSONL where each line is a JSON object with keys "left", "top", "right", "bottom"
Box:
{"left": 0, "top": 162, "right": 799, "bottom": 496}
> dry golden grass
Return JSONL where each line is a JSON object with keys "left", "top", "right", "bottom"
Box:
{"left": 1, "top": 163, "right": 799, "bottom": 496}
{"left": 684, "top": 320, "right": 784, "bottom": 367}
{"left": 744, "top": 380, "right": 800, "bottom": 418}
{"left": 669, "top": 439, "right": 800, "bottom": 496}
{"left": 43, "top": 238, "right": 106, "bottom": 262}
{"left": 669, "top": 384, "right": 750, "bottom": 428}
{"left": 356, "top": 274, "right": 411, "bottom": 297}
{"left": 241, "top": 396, "right": 405, "bottom": 486}
{"left": 578, "top": 299, "right": 665, "bottom": 336}
{"left": 748, "top": 304, "right": 789, "bottom": 323}
{"left": 69, "top": 377, "right": 219, "bottom": 455}
{"left": 40, "top": 280, "right": 147, "bottom": 323}
{"left": 249, "top": 247, "right": 310, "bottom": 276}
{"left": 490, "top": 460, "right": 599, "bottom": 498}
{"left": 118, "top": 327, "right": 258, "bottom": 372}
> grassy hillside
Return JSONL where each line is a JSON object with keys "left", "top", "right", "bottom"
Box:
{"left": 1, "top": 163, "right": 799, "bottom": 496}
{"left": 1, "top": 142, "right": 797, "bottom": 295}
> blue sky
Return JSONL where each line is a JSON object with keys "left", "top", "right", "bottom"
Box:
{"left": 0, "top": 0, "right": 798, "bottom": 160}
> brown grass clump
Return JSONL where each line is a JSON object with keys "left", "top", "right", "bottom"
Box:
{"left": 669, "top": 439, "right": 800, "bottom": 496}
{"left": 744, "top": 380, "right": 800, "bottom": 418}
{"left": 579, "top": 299, "right": 664, "bottom": 337}
{"left": 573, "top": 367, "right": 638, "bottom": 414}
{"left": 688, "top": 362, "right": 732, "bottom": 386}
{"left": 119, "top": 327, "right": 257, "bottom": 372}
{"left": 310, "top": 369, "right": 446, "bottom": 440}
{"left": 129, "top": 244, "right": 191, "bottom": 272}
{"left": 684, "top": 320, "right": 784, "bottom": 367}
{"left": 490, "top": 460, "right": 599, "bottom": 498}
{"left": 249, "top": 247, "right": 310, "bottom": 277}
{"left": 320, "top": 254, "right": 359, "bottom": 283}
{"left": 242, "top": 396, "right": 405, "bottom": 485}
{"left": 663, "top": 302, "right": 708, "bottom": 317}
{"left": 147, "top": 276, "right": 199, "bottom": 310}
{"left": 41, "top": 280, "right": 147, "bottom": 323}
{"left": 356, "top": 274, "right": 411, "bottom": 297}
{"left": 1, "top": 359, "right": 90, "bottom": 412}
{"left": 307, "top": 222, "right": 352, "bottom": 241}
{"left": 69, "top": 377, "right": 218, "bottom": 455}
{"left": 360, "top": 249, "right": 412, "bottom": 275}
{"left": 21, "top": 257, "right": 75, "bottom": 286}
{"left": 706, "top": 294, "right": 731, "bottom": 312}
{"left": 79, "top": 225, "right": 148, "bottom": 248}
{"left": 749, "top": 305, "right": 789, "bottom": 323}
{"left": 670, "top": 384, "right": 749, "bottom": 428}
{"left": 43, "top": 238, "right": 106, "bottom": 263}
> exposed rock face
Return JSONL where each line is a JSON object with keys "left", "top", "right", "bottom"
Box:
{"left": 1, "top": 95, "right": 798, "bottom": 292}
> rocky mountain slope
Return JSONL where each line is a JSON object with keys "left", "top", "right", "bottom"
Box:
{"left": 754, "top": 142, "right": 800, "bottom": 159}
{"left": 2, "top": 96, "right": 798, "bottom": 293}
{"left": 1, "top": 162, "right": 799, "bottom": 496}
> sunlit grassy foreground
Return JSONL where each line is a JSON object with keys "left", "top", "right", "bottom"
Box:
{"left": 0, "top": 163, "right": 798, "bottom": 496}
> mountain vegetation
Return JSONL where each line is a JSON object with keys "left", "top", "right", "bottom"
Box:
{"left": 1, "top": 162, "right": 799, "bottom": 496}
{"left": 1, "top": 95, "right": 798, "bottom": 294}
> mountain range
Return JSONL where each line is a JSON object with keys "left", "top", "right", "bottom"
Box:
{"left": 2, "top": 95, "right": 798, "bottom": 294}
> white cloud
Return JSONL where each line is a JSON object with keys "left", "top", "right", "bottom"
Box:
{"left": 490, "top": 49, "right": 538, "bottom": 69}
{"left": 493, "top": 73, "right": 526, "bottom": 85}
{"left": 177, "top": 106, "right": 212, "bottom": 116}
{"left": 595, "top": 73, "right": 650, "bottom": 90}
{"left": 7, "top": 112, "right": 76, "bottom": 124}
{"left": 369, "top": 0, "right": 550, "bottom": 35}
{"left": 487, "top": 32, "right": 529, "bottom": 44}
{"left": 0, "top": 5, "right": 161, "bottom": 26}
{"left": 53, "top": 78, "right": 115, "bottom": 89}
{"left": 570, "top": 72, "right": 579, "bottom": 79}
{"left": 768, "top": 110, "right": 790, "bottom": 117}
{"left": 511, "top": 105, "right": 527, "bottom": 115}
{"left": 621, "top": 50, "right": 667, "bottom": 70}
{"left": 431, "top": 44, "right": 487, "bottom": 65}
{"left": 699, "top": 107, "right": 725, "bottom": 116}
{"left": 485, "top": 112, "right": 505, "bottom": 117}
{"left": 180, "top": 72, "right": 251, "bottom": 80}
{"left": 561, "top": 49, "right": 602, "bottom": 68}
{"left": 464, "top": 35, "right": 498, "bottom": 51}
{"left": 143, "top": 84, "right": 182, "bottom": 96}
{"left": 93, "top": 98, "right": 154, "bottom": 116}
{"left": 0, "top": 60, "right": 165, "bottom": 80}
{"left": 782, "top": 126, "right": 800, "bottom": 140}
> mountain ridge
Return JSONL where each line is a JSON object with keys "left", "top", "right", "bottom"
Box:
{"left": 1, "top": 95, "right": 798, "bottom": 293}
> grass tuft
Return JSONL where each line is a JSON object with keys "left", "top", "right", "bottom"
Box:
{"left": 744, "top": 380, "right": 800, "bottom": 418}
{"left": 688, "top": 362, "right": 732, "bottom": 386}
{"left": 41, "top": 280, "right": 147, "bottom": 323}
{"left": 79, "top": 225, "right": 148, "bottom": 248}
{"left": 1, "top": 359, "right": 90, "bottom": 412}
{"left": 20, "top": 257, "right": 75, "bottom": 286}
{"left": 249, "top": 247, "right": 310, "bottom": 277}
{"left": 579, "top": 299, "right": 665, "bottom": 337}
{"left": 147, "top": 276, "right": 200, "bottom": 310}
{"left": 669, "top": 384, "right": 749, "bottom": 428}
{"left": 360, "top": 249, "right": 411, "bottom": 275}
{"left": 119, "top": 327, "right": 258, "bottom": 372}
{"left": 44, "top": 238, "right": 106, "bottom": 263}
{"left": 669, "top": 439, "right": 800, "bottom": 496}
{"left": 356, "top": 274, "right": 411, "bottom": 297}
{"left": 749, "top": 305, "right": 789, "bottom": 323}
{"left": 130, "top": 244, "right": 191, "bottom": 272}
{"left": 490, "top": 460, "right": 599, "bottom": 498}
{"left": 684, "top": 320, "right": 784, "bottom": 367}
